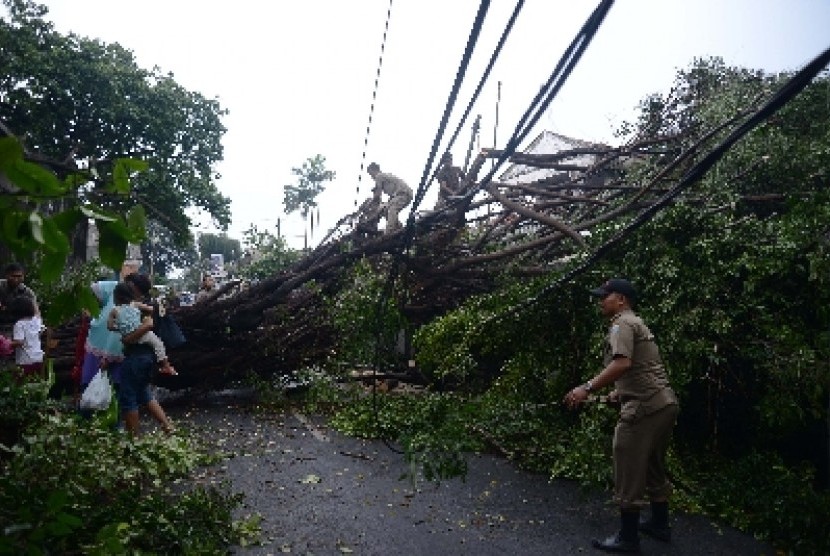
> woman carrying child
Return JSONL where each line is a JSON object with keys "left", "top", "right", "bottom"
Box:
{"left": 107, "top": 283, "right": 177, "bottom": 377}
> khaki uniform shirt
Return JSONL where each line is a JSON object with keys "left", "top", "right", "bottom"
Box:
{"left": 603, "top": 309, "right": 677, "bottom": 414}
{"left": 436, "top": 165, "right": 464, "bottom": 197}
{"left": 373, "top": 172, "right": 412, "bottom": 198}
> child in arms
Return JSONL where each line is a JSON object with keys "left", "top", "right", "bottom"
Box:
{"left": 108, "top": 283, "right": 177, "bottom": 376}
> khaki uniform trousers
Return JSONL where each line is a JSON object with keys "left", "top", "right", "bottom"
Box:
{"left": 384, "top": 190, "right": 413, "bottom": 233}
{"left": 613, "top": 402, "right": 679, "bottom": 508}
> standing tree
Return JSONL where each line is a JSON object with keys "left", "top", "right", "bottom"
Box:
{"left": 197, "top": 232, "right": 241, "bottom": 266}
{"left": 283, "top": 154, "right": 336, "bottom": 236}
{"left": 140, "top": 219, "right": 198, "bottom": 280}
{"left": 0, "top": 0, "right": 232, "bottom": 254}
{"left": 238, "top": 224, "right": 300, "bottom": 281}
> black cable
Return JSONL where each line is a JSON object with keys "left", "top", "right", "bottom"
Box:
{"left": 492, "top": 44, "right": 830, "bottom": 324}
{"left": 412, "top": 0, "right": 614, "bottom": 228}
{"left": 440, "top": 0, "right": 526, "bottom": 164}
{"left": 368, "top": 0, "right": 493, "bottom": 454}
{"left": 462, "top": 0, "right": 616, "bottom": 199}
{"left": 408, "top": 0, "right": 493, "bottom": 218}
{"left": 354, "top": 0, "right": 395, "bottom": 208}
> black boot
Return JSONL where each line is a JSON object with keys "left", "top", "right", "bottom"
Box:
{"left": 639, "top": 500, "right": 671, "bottom": 542}
{"left": 592, "top": 509, "right": 640, "bottom": 553}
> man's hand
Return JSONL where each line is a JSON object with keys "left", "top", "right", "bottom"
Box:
{"left": 563, "top": 385, "right": 589, "bottom": 409}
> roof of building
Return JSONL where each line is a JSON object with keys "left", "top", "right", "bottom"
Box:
{"left": 498, "top": 131, "right": 609, "bottom": 184}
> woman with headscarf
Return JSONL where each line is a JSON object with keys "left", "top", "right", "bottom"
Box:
{"left": 79, "top": 261, "right": 142, "bottom": 391}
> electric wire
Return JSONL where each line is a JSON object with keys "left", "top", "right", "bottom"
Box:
{"left": 369, "top": 0, "right": 493, "bottom": 454}
{"left": 408, "top": 0, "right": 493, "bottom": 218}
{"left": 354, "top": 0, "right": 395, "bottom": 208}
{"left": 439, "top": 0, "right": 526, "bottom": 167}
{"left": 488, "top": 44, "right": 830, "bottom": 326}
{"left": 366, "top": 0, "right": 615, "bottom": 454}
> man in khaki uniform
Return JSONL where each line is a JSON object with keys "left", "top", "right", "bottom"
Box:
{"left": 433, "top": 152, "right": 465, "bottom": 210}
{"left": 565, "top": 278, "right": 679, "bottom": 553}
{"left": 366, "top": 162, "right": 413, "bottom": 234}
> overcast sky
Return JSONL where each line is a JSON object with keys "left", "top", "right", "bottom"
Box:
{"left": 37, "top": 0, "right": 830, "bottom": 248}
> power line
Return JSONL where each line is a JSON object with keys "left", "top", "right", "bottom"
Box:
{"left": 408, "top": 0, "right": 493, "bottom": 219}
{"left": 490, "top": 43, "right": 830, "bottom": 326}
{"left": 443, "top": 0, "right": 525, "bottom": 160}
{"left": 354, "top": 0, "right": 395, "bottom": 208}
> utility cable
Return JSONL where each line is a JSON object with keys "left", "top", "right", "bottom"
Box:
{"left": 464, "top": 0, "right": 615, "bottom": 198}
{"left": 354, "top": 0, "right": 395, "bottom": 208}
{"left": 408, "top": 0, "right": 493, "bottom": 220}
{"left": 412, "top": 0, "right": 614, "bottom": 229}
{"left": 368, "top": 0, "right": 493, "bottom": 454}
{"left": 489, "top": 44, "right": 830, "bottom": 326}
{"left": 440, "top": 0, "right": 526, "bottom": 164}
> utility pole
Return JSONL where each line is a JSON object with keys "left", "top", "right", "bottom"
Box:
{"left": 463, "top": 115, "right": 481, "bottom": 174}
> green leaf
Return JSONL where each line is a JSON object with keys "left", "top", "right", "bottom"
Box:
{"left": 1, "top": 210, "right": 28, "bottom": 247}
{"left": 0, "top": 136, "right": 24, "bottom": 169}
{"left": 39, "top": 250, "right": 67, "bottom": 283}
{"left": 41, "top": 214, "right": 71, "bottom": 255}
{"left": 126, "top": 204, "right": 147, "bottom": 242}
{"left": 80, "top": 205, "right": 118, "bottom": 222}
{"left": 44, "top": 285, "right": 99, "bottom": 325}
{"left": 51, "top": 208, "right": 84, "bottom": 236}
{"left": 110, "top": 157, "right": 148, "bottom": 194}
{"left": 97, "top": 220, "right": 129, "bottom": 271}
{"left": 28, "top": 211, "right": 44, "bottom": 244}
{"left": 4, "top": 159, "right": 66, "bottom": 195}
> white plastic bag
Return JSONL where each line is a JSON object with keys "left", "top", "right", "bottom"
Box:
{"left": 80, "top": 370, "right": 112, "bottom": 411}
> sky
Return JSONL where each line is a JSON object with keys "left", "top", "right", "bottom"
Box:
{"left": 35, "top": 0, "right": 830, "bottom": 249}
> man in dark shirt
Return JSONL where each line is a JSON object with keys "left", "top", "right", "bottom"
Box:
{"left": 433, "top": 152, "right": 465, "bottom": 210}
{"left": 0, "top": 262, "right": 38, "bottom": 329}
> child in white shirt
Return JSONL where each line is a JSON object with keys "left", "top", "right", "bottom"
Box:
{"left": 9, "top": 297, "right": 44, "bottom": 377}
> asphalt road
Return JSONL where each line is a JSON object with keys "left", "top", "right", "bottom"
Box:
{"left": 164, "top": 392, "right": 776, "bottom": 556}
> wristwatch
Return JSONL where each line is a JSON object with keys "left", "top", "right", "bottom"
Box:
{"left": 583, "top": 380, "right": 594, "bottom": 393}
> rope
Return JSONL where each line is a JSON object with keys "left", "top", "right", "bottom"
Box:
{"left": 354, "top": 0, "right": 395, "bottom": 208}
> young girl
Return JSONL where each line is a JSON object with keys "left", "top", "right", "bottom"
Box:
{"left": 107, "top": 283, "right": 177, "bottom": 376}
{"left": 9, "top": 297, "right": 44, "bottom": 377}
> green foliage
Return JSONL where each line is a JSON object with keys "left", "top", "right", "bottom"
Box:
{"left": 140, "top": 219, "right": 199, "bottom": 279}
{"left": 326, "top": 59, "right": 830, "bottom": 552}
{"left": 198, "top": 232, "right": 241, "bottom": 264}
{"left": 1, "top": 0, "right": 231, "bottom": 244}
{"left": 0, "top": 135, "right": 147, "bottom": 285}
{"left": 0, "top": 362, "right": 57, "bottom": 449}
{"left": 0, "top": 414, "right": 252, "bottom": 553}
{"left": 0, "top": 371, "right": 253, "bottom": 554}
{"left": 238, "top": 224, "right": 301, "bottom": 280}
{"left": 329, "top": 258, "right": 407, "bottom": 367}
{"left": 674, "top": 451, "right": 830, "bottom": 555}
{"left": 283, "top": 154, "right": 336, "bottom": 219}
{"left": 330, "top": 392, "right": 483, "bottom": 482}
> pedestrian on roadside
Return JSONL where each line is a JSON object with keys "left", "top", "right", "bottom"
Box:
{"left": 79, "top": 260, "right": 141, "bottom": 392}
{"left": 9, "top": 296, "right": 44, "bottom": 379}
{"left": 564, "top": 278, "right": 679, "bottom": 553}
{"left": 119, "top": 272, "right": 175, "bottom": 437}
{"left": 0, "top": 262, "right": 38, "bottom": 333}
{"left": 107, "top": 282, "right": 177, "bottom": 377}
{"left": 195, "top": 274, "right": 216, "bottom": 303}
{"left": 366, "top": 162, "right": 413, "bottom": 233}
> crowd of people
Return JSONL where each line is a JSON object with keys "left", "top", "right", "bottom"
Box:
{"left": 0, "top": 260, "right": 175, "bottom": 437}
